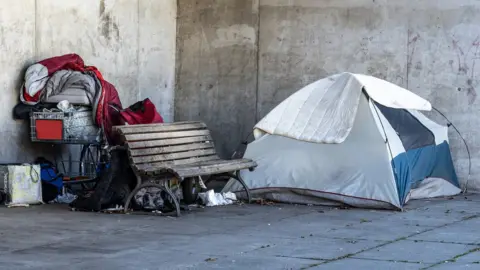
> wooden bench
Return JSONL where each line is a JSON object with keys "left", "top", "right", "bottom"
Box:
{"left": 113, "top": 121, "right": 257, "bottom": 216}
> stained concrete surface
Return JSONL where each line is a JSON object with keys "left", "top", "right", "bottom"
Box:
{"left": 0, "top": 194, "right": 479, "bottom": 269}
{"left": 405, "top": 2, "right": 480, "bottom": 191}
{"left": 138, "top": 0, "right": 177, "bottom": 122}
{"left": 175, "top": 0, "right": 259, "bottom": 158}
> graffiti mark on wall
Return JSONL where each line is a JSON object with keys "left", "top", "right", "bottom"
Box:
{"left": 407, "top": 31, "right": 420, "bottom": 75}
{"left": 451, "top": 36, "right": 479, "bottom": 105}
{"left": 98, "top": 0, "right": 120, "bottom": 49}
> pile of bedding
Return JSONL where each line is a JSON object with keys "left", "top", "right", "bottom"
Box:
{"left": 17, "top": 54, "right": 123, "bottom": 143}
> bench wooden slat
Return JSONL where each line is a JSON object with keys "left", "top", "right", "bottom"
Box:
{"left": 130, "top": 142, "right": 214, "bottom": 157}
{"left": 128, "top": 136, "right": 212, "bottom": 149}
{"left": 133, "top": 149, "right": 218, "bottom": 164}
{"left": 114, "top": 121, "right": 202, "bottom": 130}
{"left": 135, "top": 155, "right": 220, "bottom": 173}
{"left": 125, "top": 130, "right": 210, "bottom": 142}
{"left": 135, "top": 158, "right": 256, "bottom": 177}
{"left": 116, "top": 122, "right": 206, "bottom": 135}
{"left": 174, "top": 159, "right": 249, "bottom": 168}
{"left": 175, "top": 160, "right": 256, "bottom": 177}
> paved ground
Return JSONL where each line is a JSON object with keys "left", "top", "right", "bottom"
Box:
{"left": 0, "top": 194, "right": 479, "bottom": 269}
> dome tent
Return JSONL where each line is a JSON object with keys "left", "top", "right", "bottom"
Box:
{"left": 224, "top": 73, "right": 459, "bottom": 209}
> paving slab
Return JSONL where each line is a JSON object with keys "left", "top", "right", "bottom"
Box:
{"left": 250, "top": 237, "right": 385, "bottom": 260}
{"left": 61, "top": 250, "right": 219, "bottom": 270}
{"left": 235, "top": 216, "right": 348, "bottom": 239}
{"left": 354, "top": 240, "right": 473, "bottom": 264}
{"left": 165, "top": 233, "right": 288, "bottom": 256}
{"left": 186, "top": 255, "right": 322, "bottom": 270}
{"left": 429, "top": 262, "right": 480, "bottom": 269}
{"left": 56, "top": 229, "right": 285, "bottom": 257}
{"left": 317, "top": 208, "right": 395, "bottom": 222}
{"left": 236, "top": 209, "right": 400, "bottom": 241}
{"left": 311, "top": 258, "right": 428, "bottom": 270}
{"left": 380, "top": 209, "right": 471, "bottom": 227}
{"left": 313, "top": 220, "right": 431, "bottom": 241}
{"left": 454, "top": 250, "right": 480, "bottom": 263}
{"left": 411, "top": 200, "right": 480, "bottom": 216}
{"left": 403, "top": 195, "right": 479, "bottom": 210}
{"left": 410, "top": 217, "right": 480, "bottom": 244}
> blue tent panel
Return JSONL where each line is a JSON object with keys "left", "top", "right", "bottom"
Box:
{"left": 391, "top": 141, "right": 458, "bottom": 205}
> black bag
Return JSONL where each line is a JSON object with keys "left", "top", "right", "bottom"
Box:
{"left": 13, "top": 103, "right": 57, "bottom": 120}
{"left": 70, "top": 148, "right": 136, "bottom": 211}
{"left": 42, "top": 182, "right": 59, "bottom": 202}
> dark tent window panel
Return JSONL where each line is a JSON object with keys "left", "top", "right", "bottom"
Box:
{"left": 374, "top": 102, "right": 435, "bottom": 150}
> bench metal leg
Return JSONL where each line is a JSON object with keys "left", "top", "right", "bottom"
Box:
{"left": 134, "top": 174, "right": 142, "bottom": 190}
{"left": 123, "top": 182, "right": 181, "bottom": 217}
{"left": 163, "top": 184, "right": 181, "bottom": 217}
{"left": 123, "top": 173, "right": 142, "bottom": 214}
{"left": 229, "top": 171, "right": 252, "bottom": 203}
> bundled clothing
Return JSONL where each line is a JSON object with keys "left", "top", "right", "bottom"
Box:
{"left": 21, "top": 54, "right": 96, "bottom": 104}
{"left": 20, "top": 54, "right": 123, "bottom": 143}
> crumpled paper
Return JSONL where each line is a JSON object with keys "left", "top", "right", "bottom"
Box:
{"left": 198, "top": 190, "right": 237, "bottom": 207}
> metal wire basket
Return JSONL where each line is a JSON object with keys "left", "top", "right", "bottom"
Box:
{"left": 30, "top": 111, "right": 102, "bottom": 144}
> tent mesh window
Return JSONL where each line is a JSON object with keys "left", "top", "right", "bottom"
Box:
{"left": 374, "top": 102, "right": 435, "bottom": 150}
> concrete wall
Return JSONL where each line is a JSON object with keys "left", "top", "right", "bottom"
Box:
{"left": 175, "top": 0, "right": 480, "bottom": 190}
{"left": 0, "top": 0, "right": 176, "bottom": 162}
{"left": 175, "top": 0, "right": 259, "bottom": 158}
{"left": 405, "top": 0, "right": 480, "bottom": 191}
{"left": 138, "top": 0, "right": 177, "bottom": 122}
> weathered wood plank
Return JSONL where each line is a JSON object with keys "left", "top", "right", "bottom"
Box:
{"left": 116, "top": 122, "right": 207, "bottom": 135}
{"left": 114, "top": 121, "right": 202, "bottom": 131}
{"left": 127, "top": 136, "right": 212, "bottom": 149}
{"left": 125, "top": 130, "right": 211, "bottom": 142}
{"left": 135, "top": 155, "right": 219, "bottom": 173}
{"left": 175, "top": 160, "right": 257, "bottom": 177}
{"left": 130, "top": 142, "right": 215, "bottom": 157}
{"left": 133, "top": 149, "right": 217, "bottom": 164}
{"left": 174, "top": 159, "right": 251, "bottom": 168}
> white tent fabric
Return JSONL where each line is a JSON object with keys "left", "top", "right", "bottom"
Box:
{"left": 253, "top": 72, "right": 432, "bottom": 144}
{"left": 225, "top": 95, "right": 401, "bottom": 209}
{"left": 406, "top": 178, "right": 461, "bottom": 202}
{"left": 224, "top": 73, "right": 459, "bottom": 209}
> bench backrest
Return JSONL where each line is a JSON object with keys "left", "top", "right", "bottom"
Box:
{"left": 113, "top": 121, "right": 219, "bottom": 173}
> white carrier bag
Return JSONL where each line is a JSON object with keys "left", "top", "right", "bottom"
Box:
{"left": 5, "top": 165, "right": 43, "bottom": 205}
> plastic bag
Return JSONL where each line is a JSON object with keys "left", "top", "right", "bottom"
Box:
{"left": 7, "top": 165, "right": 43, "bottom": 205}
{"left": 198, "top": 190, "right": 237, "bottom": 206}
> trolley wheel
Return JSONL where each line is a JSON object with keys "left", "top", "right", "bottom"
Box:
{"left": 182, "top": 177, "right": 199, "bottom": 204}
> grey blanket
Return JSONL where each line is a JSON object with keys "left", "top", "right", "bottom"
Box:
{"left": 40, "top": 70, "right": 100, "bottom": 105}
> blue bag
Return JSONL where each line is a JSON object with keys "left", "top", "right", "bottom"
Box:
{"left": 39, "top": 163, "right": 63, "bottom": 192}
